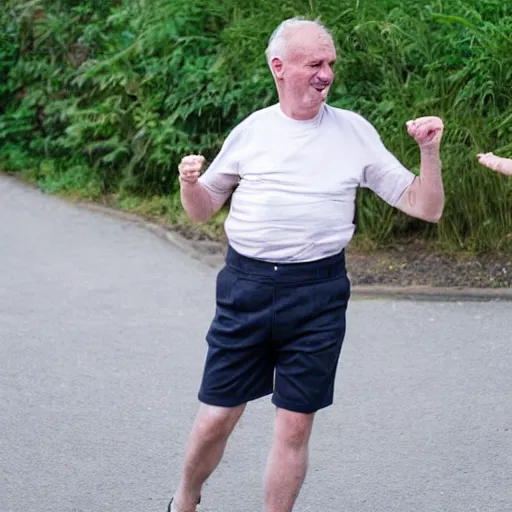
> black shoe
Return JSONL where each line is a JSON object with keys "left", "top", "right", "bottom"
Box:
{"left": 167, "top": 496, "right": 201, "bottom": 512}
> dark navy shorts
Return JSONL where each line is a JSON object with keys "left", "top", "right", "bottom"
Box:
{"left": 198, "top": 246, "right": 351, "bottom": 414}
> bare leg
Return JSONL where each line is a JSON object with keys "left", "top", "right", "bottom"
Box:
{"left": 173, "top": 403, "right": 246, "bottom": 512}
{"left": 264, "top": 408, "right": 315, "bottom": 512}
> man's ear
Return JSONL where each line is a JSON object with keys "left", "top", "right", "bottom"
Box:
{"left": 271, "top": 57, "right": 284, "bottom": 79}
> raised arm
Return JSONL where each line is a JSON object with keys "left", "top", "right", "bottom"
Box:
{"left": 395, "top": 116, "right": 445, "bottom": 223}
{"left": 178, "top": 155, "right": 218, "bottom": 223}
{"left": 178, "top": 151, "right": 239, "bottom": 223}
{"left": 178, "top": 121, "right": 247, "bottom": 223}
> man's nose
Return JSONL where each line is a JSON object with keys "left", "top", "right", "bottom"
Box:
{"left": 317, "top": 64, "right": 334, "bottom": 83}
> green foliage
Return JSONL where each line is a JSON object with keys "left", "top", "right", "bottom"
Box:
{"left": 1, "top": 0, "right": 511, "bottom": 252}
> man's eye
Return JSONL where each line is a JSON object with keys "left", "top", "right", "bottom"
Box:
{"left": 310, "top": 63, "right": 321, "bottom": 67}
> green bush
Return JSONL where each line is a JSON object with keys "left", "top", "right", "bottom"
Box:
{"left": 1, "top": 0, "right": 511, "bottom": 251}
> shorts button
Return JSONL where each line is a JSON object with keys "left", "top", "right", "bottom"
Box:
{"left": 274, "top": 265, "right": 278, "bottom": 271}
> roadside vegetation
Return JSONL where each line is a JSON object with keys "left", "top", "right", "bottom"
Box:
{"left": 1, "top": 0, "right": 511, "bottom": 252}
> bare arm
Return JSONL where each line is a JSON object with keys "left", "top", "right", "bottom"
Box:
{"left": 178, "top": 154, "right": 235, "bottom": 223}
{"left": 395, "top": 116, "right": 445, "bottom": 223}
{"left": 396, "top": 146, "right": 444, "bottom": 223}
{"left": 180, "top": 181, "right": 218, "bottom": 223}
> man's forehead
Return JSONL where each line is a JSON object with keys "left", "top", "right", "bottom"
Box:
{"left": 286, "top": 26, "right": 335, "bottom": 58}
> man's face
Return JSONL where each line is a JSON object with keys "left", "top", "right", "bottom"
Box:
{"left": 272, "top": 26, "right": 336, "bottom": 118}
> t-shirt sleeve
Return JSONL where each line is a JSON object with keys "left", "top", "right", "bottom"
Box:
{"left": 359, "top": 120, "right": 416, "bottom": 206}
{"left": 198, "top": 122, "right": 247, "bottom": 208}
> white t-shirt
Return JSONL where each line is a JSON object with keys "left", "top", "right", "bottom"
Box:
{"left": 199, "top": 103, "right": 416, "bottom": 263}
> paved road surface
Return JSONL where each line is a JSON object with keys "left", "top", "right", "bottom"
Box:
{"left": 1, "top": 175, "right": 511, "bottom": 512}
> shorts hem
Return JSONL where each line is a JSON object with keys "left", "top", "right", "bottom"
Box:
{"left": 271, "top": 395, "right": 333, "bottom": 414}
{"left": 198, "top": 389, "right": 272, "bottom": 408}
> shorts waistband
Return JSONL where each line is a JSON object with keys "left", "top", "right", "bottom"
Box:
{"left": 225, "top": 245, "right": 347, "bottom": 282}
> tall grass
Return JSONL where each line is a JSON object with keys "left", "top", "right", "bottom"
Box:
{"left": 1, "top": 0, "right": 511, "bottom": 252}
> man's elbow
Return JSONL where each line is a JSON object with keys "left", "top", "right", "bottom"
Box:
{"left": 421, "top": 201, "right": 444, "bottom": 223}
{"left": 424, "top": 211, "right": 443, "bottom": 223}
{"left": 180, "top": 191, "right": 217, "bottom": 224}
{"left": 186, "top": 211, "right": 214, "bottom": 224}
{"left": 417, "top": 186, "right": 445, "bottom": 223}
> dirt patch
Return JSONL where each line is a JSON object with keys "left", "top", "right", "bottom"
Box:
{"left": 345, "top": 244, "right": 511, "bottom": 288}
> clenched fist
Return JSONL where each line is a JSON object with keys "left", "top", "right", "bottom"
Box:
{"left": 178, "top": 154, "right": 206, "bottom": 185}
{"left": 477, "top": 152, "right": 512, "bottom": 177}
{"left": 406, "top": 116, "right": 444, "bottom": 150}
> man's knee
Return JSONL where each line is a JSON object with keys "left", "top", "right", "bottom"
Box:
{"left": 194, "top": 403, "right": 246, "bottom": 442}
{"left": 274, "top": 408, "right": 315, "bottom": 448}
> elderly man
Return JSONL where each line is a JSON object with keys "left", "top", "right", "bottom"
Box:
{"left": 477, "top": 152, "right": 512, "bottom": 176}
{"left": 168, "top": 17, "right": 445, "bottom": 512}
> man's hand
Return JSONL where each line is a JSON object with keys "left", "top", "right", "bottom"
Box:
{"left": 406, "top": 116, "right": 444, "bottom": 150}
{"left": 477, "top": 152, "right": 512, "bottom": 177}
{"left": 178, "top": 154, "right": 206, "bottom": 185}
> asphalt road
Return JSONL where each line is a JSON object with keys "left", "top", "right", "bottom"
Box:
{"left": 1, "top": 175, "right": 511, "bottom": 512}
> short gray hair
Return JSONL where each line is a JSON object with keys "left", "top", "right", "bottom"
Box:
{"left": 265, "top": 17, "right": 333, "bottom": 71}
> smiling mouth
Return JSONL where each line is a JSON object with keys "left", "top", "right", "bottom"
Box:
{"left": 312, "top": 84, "right": 330, "bottom": 98}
